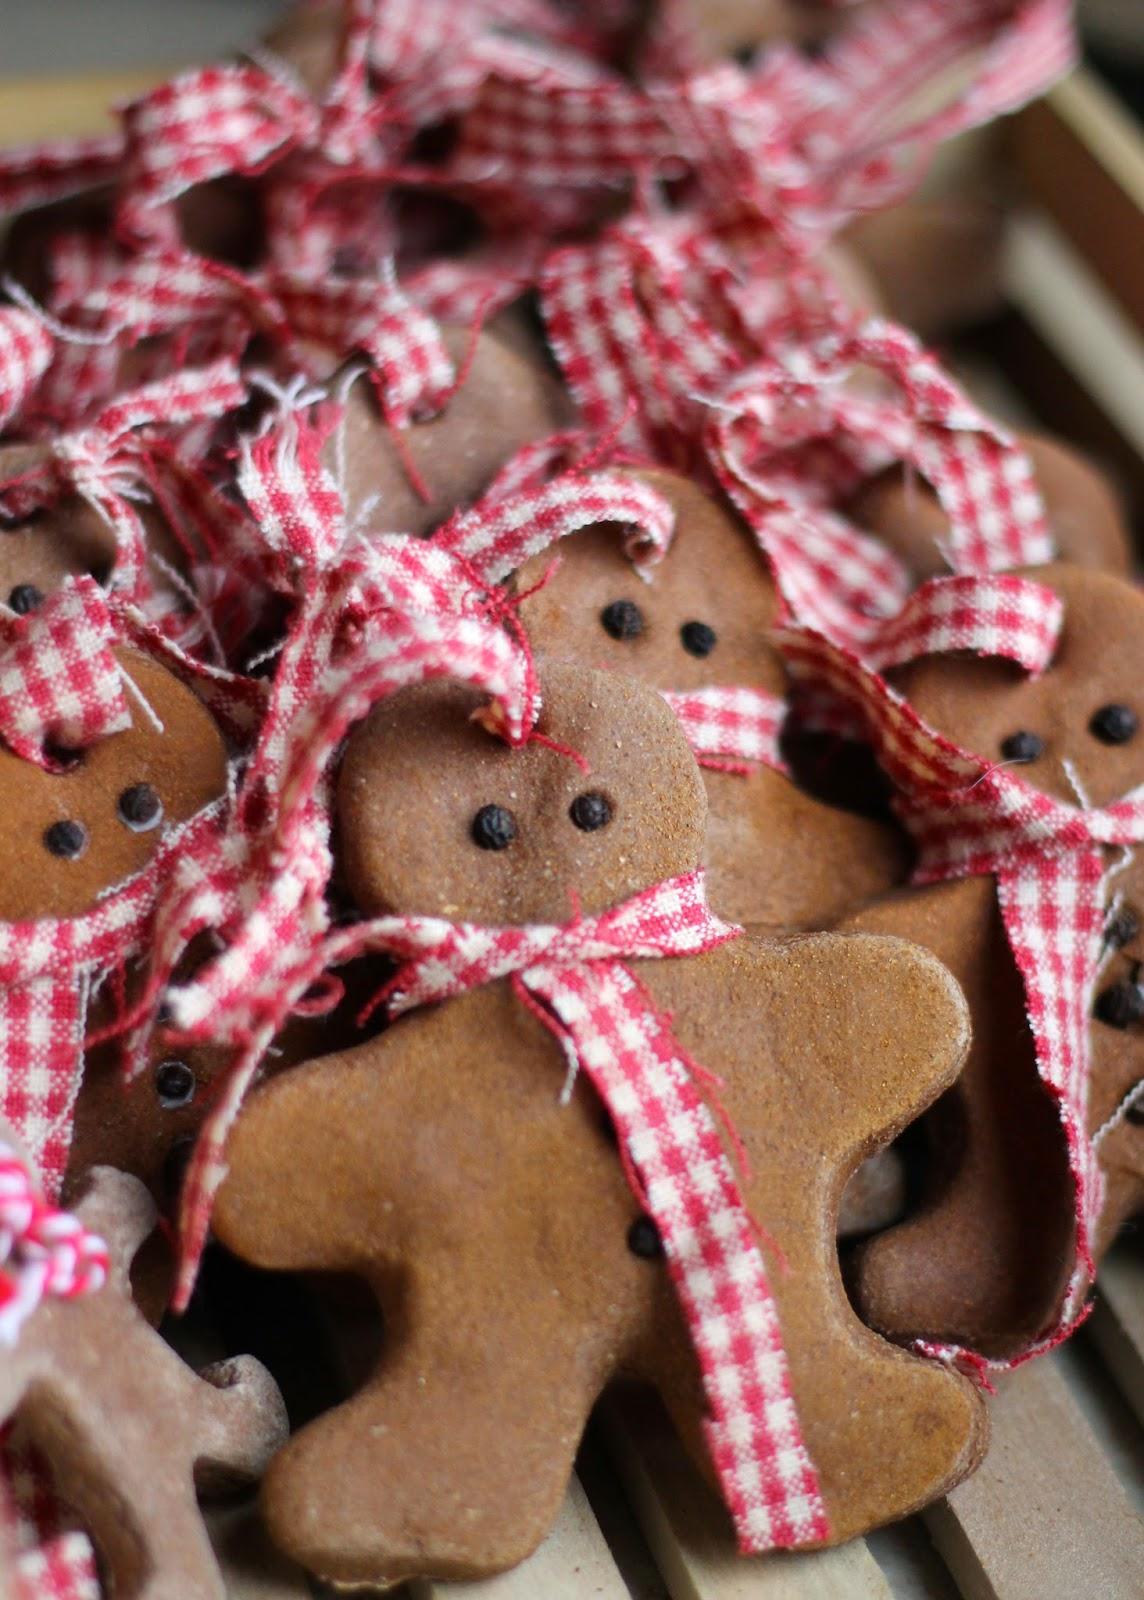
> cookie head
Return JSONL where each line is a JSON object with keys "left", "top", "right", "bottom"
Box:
{"left": 891, "top": 565, "right": 1144, "bottom": 810}
{"left": 337, "top": 662, "right": 706, "bottom": 924}
{"left": 0, "top": 648, "right": 227, "bottom": 921}
{"left": 516, "top": 469, "right": 785, "bottom": 698}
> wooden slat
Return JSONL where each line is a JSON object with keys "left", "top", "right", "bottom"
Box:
{"left": 1001, "top": 210, "right": 1144, "bottom": 464}
{"left": 1012, "top": 70, "right": 1144, "bottom": 332}
{"left": 924, "top": 1355, "right": 1144, "bottom": 1600}
{"left": 1090, "top": 1246, "right": 1144, "bottom": 1430}
{"left": 601, "top": 1395, "right": 891, "bottom": 1600}
{"left": 0, "top": 69, "right": 170, "bottom": 143}
{"left": 411, "top": 1475, "right": 630, "bottom": 1600}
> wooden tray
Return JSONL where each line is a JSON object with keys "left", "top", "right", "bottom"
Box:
{"left": 2, "top": 58, "right": 1144, "bottom": 1600}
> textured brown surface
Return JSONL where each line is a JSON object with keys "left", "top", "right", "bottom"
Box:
{"left": 217, "top": 664, "right": 985, "bottom": 1590}
{"left": 0, "top": 648, "right": 227, "bottom": 922}
{"left": 849, "top": 435, "right": 1133, "bottom": 584}
{"left": 846, "top": 564, "right": 1144, "bottom": 1351}
{"left": 841, "top": 877, "right": 1074, "bottom": 1356}
{"left": 326, "top": 323, "right": 572, "bottom": 537}
{"left": 515, "top": 469, "right": 908, "bottom": 928}
{"left": 0, "top": 1154, "right": 287, "bottom": 1600}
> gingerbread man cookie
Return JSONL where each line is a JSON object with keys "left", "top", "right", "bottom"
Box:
{"left": 515, "top": 468, "right": 908, "bottom": 928}
{"left": 842, "top": 563, "right": 1144, "bottom": 1355}
{"left": 0, "top": 1144, "right": 287, "bottom": 1600}
{"left": 214, "top": 662, "right": 984, "bottom": 1590}
{"left": 849, "top": 432, "right": 1132, "bottom": 584}
{"left": 327, "top": 321, "right": 572, "bottom": 536}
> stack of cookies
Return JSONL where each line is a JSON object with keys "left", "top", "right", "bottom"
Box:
{"left": 1, "top": 2, "right": 1138, "bottom": 1596}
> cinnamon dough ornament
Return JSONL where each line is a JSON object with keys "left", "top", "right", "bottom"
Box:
{"left": 0, "top": 1144, "right": 287, "bottom": 1600}
{"left": 515, "top": 468, "right": 908, "bottom": 928}
{"left": 840, "top": 563, "right": 1144, "bottom": 1356}
{"left": 325, "top": 321, "right": 571, "bottom": 536}
{"left": 214, "top": 663, "right": 985, "bottom": 1590}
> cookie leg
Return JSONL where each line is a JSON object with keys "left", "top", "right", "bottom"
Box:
{"left": 260, "top": 1328, "right": 593, "bottom": 1590}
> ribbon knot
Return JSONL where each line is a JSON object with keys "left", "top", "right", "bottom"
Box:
{"left": 0, "top": 577, "right": 130, "bottom": 769}
{"left": 0, "top": 1141, "right": 109, "bottom": 1347}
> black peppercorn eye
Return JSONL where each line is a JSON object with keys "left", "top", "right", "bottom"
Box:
{"left": 471, "top": 804, "right": 517, "bottom": 851}
{"left": 1090, "top": 704, "right": 1138, "bottom": 745}
{"left": 8, "top": 584, "right": 44, "bottom": 615}
{"left": 601, "top": 600, "right": 644, "bottom": 641}
{"left": 627, "top": 1215, "right": 664, "bottom": 1259}
{"left": 118, "top": 783, "right": 163, "bottom": 833}
{"left": 570, "top": 791, "right": 612, "bottom": 832}
{"left": 155, "top": 1058, "right": 196, "bottom": 1109}
{"left": 680, "top": 620, "right": 717, "bottom": 658}
{"left": 1000, "top": 731, "right": 1044, "bottom": 764}
{"left": 44, "top": 819, "right": 87, "bottom": 859}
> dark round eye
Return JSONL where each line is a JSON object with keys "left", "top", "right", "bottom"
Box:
{"left": 1090, "top": 704, "right": 1138, "bottom": 745}
{"left": 155, "top": 1058, "right": 196, "bottom": 1109}
{"left": 1105, "top": 904, "right": 1140, "bottom": 952}
{"left": 8, "top": 584, "right": 44, "bottom": 615}
{"left": 118, "top": 783, "right": 163, "bottom": 833}
{"left": 43, "top": 819, "right": 87, "bottom": 859}
{"left": 1000, "top": 731, "right": 1044, "bottom": 764}
{"left": 601, "top": 600, "right": 644, "bottom": 641}
{"left": 570, "top": 791, "right": 612, "bottom": 832}
{"left": 680, "top": 620, "right": 717, "bottom": 658}
{"left": 627, "top": 1215, "right": 664, "bottom": 1260}
{"left": 1094, "top": 977, "right": 1144, "bottom": 1031}
{"left": 471, "top": 804, "right": 517, "bottom": 851}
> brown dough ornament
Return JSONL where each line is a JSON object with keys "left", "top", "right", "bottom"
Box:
{"left": 214, "top": 663, "right": 985, "bottom": 1590}
{"left": 0, "top": 647, "right": 226, "bottom": 923}
{"left": 515, "top": 468, "right": 908, "bottom": 928}
{"left": 848, "top": 432, "right": 1133, "bottom": 584}
{"left": 0, "top": 1152, "right": 287, "bottom": 1600}
{"left": 323, "top": 321, "right": 572, "bottom": 536}
{"left": 844, "top": 563, "right": 1144, "bottom": 1356}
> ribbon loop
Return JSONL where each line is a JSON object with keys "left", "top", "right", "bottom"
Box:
{"left": 0, "top": 1141, "right": 109, "bottom": 1347}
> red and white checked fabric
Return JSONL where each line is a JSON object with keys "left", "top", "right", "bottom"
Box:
{"left": 0, "top": 577, "right": 130, "bottom": 769}
{"left": 707, "top": 318, "right": 1052, "bottom": 590}
{"left": 318, "top": 868, "right": 826, "bottom": 1552}
{"left": 0, "top": 358, "right": 248, "bottom": 604}
{"left": 0, "top": 1142, "right": 108, "bottom": 1348}
{"left": 780, "top": 573, "right": 1131, "bottom": 1352}
{"left": 113, "top": 416, "right": 543, "bottom": 1300}
{"left": 0, "top": 311, "right": 53, "bottom": 432}
{"left": 1, "top": 1432, "right": 99, "bottom": 1600}
{"left": 0, "top": 131, "right": 121, "bottom": 217}
{"left": 0, "top": 800, "right": 225, "bottom": 1200}
{"left": 662, "top": 687, "right": 788, "bottom": 776}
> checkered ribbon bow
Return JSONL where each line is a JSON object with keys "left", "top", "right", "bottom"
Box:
{"left": 0, "top": 576, "right": 130, "bottom": 769}
{"left": 661, "top": 687, "right": 788, "bottom": 776}
{"left": 0, "top": 1142, "right": 109, "bottom": 1348}
{"left": 0, "top": 358, "right": 248, "bottom": 603}
{"left": 781, "top": 572, "right": 1127, "bottom": 1355}
{"left": 705, "top": 316, "right": 1052, "bottom": 650}
{"left": 349, "top": 867, "right": 827, "bottom": 1552}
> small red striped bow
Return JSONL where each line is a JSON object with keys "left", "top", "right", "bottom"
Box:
{"left": 336, "top": 868, "right": 827, "bottom": 1553}
{"left": 0, "top": 1142, "right": 109, "bottom": 1348}
{"left": 780, "top": 572, "right": 1132, "bottom": 1360}
{"left": 0, "top": 577, "right": 130, "bottom": 770}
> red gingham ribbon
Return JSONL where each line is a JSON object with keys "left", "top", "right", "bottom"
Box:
{"left": 0, "top": 1142, "right": 109, "bottom": 1348}
{"left": 333, "top": 869, "right": 827, "bottom": 1552}
{"left": 111, "top": 414, "right": 542, "bottom": 1299}
{"left": 662, "top": 686, "right": 788, "bottom": 775}
{"left": 0, "top": 577, "right": 130, "bottom": 769}
{"left": 0, "top": 311, "right": 53, "bottom": 432}
{"left": 0, "top": 358, "right": 248, "bottom": 602}
{"left": 780, "top": 572, "right": 1127, "bottom": 1353}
